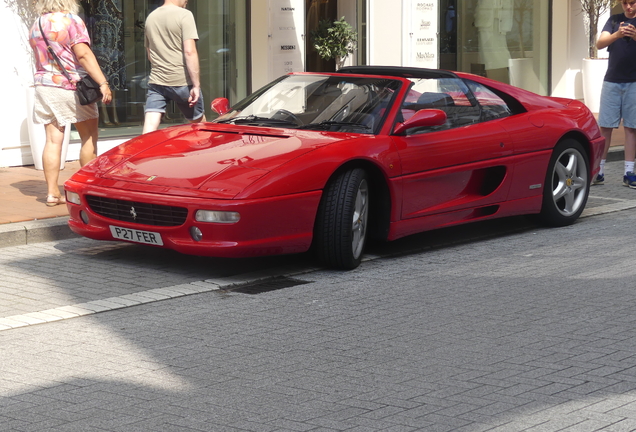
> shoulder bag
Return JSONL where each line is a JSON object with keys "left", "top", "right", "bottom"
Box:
{"left": 38, "top": 18, "right": 103, "bottom": 105}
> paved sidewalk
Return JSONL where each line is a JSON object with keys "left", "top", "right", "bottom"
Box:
{"left": 0, "top": 160, "right": 80, "bottom": 247}
{"left": 0, "top": 160, "right": 79, "bottom": 225}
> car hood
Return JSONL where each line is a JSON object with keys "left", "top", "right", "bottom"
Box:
{"left": 94, "top": 124, "right": 342, "bottom": 198}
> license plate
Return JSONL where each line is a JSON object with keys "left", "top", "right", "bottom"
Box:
{"left": 109, "top": 226, "right": 164, "bottom": 246}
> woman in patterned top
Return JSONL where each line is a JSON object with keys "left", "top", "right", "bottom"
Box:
{"left": 30, "top": 0, "right": 112, "bottom": 206}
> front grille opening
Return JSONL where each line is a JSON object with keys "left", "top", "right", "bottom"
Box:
{"left": 229, "top": 277, "right": 312, "bottom": 295}
{"left": 86, "top": 195, "right": 188, "bottom": 227}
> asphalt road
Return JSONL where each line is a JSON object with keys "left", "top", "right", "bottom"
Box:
{"left": 2, "top": 159, "right": 636, "bottom": 431}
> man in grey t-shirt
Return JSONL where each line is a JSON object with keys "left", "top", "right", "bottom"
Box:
{"left": 143, "top": 0, "right": 206, "bottom": 133}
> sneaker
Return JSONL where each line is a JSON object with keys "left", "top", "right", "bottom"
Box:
{"left": 624, "top": 172, "right": 636, "bottom": 189}
{"left": 592, "top": 174, "right": 604, "bottom": 185}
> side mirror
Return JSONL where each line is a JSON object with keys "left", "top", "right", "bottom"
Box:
{"left": 392, "top": 109, "right": 447, "bottom": 135}
{"left": 211, "top": 97, "right": 230, "bottom": 115}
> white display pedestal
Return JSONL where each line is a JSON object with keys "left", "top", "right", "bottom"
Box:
{"left": 508, "top": 58, "right": 539, "bottom": 93}
{"left": 582, "top": 58, "right": 609, "bottom": 114}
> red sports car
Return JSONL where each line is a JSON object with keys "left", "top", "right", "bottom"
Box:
{"left": 64, "top": 66, "right": 604, "bottom": 269}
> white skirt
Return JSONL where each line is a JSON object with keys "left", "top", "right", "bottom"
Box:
{"left": 33, "top": 85, "right": 98, "bottom": 129}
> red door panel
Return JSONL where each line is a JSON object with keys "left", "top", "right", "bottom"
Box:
{"left": 393, "top": 121, "right": 513, "bottom": 219}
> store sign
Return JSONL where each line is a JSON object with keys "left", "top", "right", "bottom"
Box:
{"left": 405, "top": 1, "right": 438, "bottom": 68}
{"left": 270, "top": 0, "right": 305, "bottom": 79}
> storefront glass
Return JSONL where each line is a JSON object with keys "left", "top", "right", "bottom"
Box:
{"left": 75, "top": 0, "right": 248, "bottom": 140}
{"left": 439, "top": 0, "right": 550, "bottom": 95}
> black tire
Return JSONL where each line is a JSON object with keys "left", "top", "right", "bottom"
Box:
{"left": 539, "top": 139, "right": 590, "bottom": 227}
{"left": 314, "top": 168, "right": 369, "bottom": 270}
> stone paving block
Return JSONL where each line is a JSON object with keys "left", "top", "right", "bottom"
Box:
{"left": 161, "top": 284, "right": 204, "bottom": 295}
{"left": 7, "top": 314, "right": 46, "bottom": 325}
{"left": 38, "top": 308, "right": 79, "bottom": 319}
{"left": 602, "top": 418, "right": 636, "bottom": 431}
{"left": 151, "top": 288, "right": 187, "bottom": 298}
{"left": 134, "top": 290, "right": 171, "bottom": 301}
{"left": 585, "top": 397, "right": 634, "bottom": 414}
{"left": 0, "top": 317, "right": 29, "bottom": 328}
{"left": 101, "top": 296, "right": 140, "bottom": 307}
{"left": 117, "top": 293, "right": 157, "bottom": 304}
{"left": 0, "top": 416, "right": 30, "bottom": 431}
{"left": 55, "top": 305, "right": 92, "bottom": 316}
{"left": 73, "top": 302, "right": 111, "bottom": 313}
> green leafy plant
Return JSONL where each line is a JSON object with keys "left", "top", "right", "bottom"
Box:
{"left": 310, "top": 16, "right": 358, "bottom": 70}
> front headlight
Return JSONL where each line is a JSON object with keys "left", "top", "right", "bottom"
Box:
{"left": 195, "top": 210, "right": 240, "bottom": 223}
{"left": 66, "top": 191, "right": 81, "bottom": 205}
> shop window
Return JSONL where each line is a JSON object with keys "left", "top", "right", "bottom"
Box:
{"left": 439, "top": 0, "right": 549, "bottom": 96}
{"left": 73, "top": 0, "right": 248, "bottom": 141}
{"left": 305, "top": 0, "right": 337, "bottom": 72}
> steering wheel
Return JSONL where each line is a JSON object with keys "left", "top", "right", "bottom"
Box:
{"left": 274, "top": 109, "right": 303, "bottom": 126}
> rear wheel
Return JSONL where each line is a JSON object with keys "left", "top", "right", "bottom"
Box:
{"left": 539, "top": 139, "right": 589, "bottom": 227}
{"left": 314, "top": 168, "right": 369, "bottom": 270}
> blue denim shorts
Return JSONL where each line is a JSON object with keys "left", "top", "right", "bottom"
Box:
{"left": 598, "top": 81, "right": 636, "bottom": 129}
{"left": 145, "top": 83, "right": 205, "bottom": 121}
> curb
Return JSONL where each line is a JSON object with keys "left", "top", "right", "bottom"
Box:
{"left": 0, "top": 217, "right": 78, "bottom": 248}
{"left": 607, "top": 145, "right": 624, "bottom": 162}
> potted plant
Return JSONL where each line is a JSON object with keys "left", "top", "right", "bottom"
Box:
{"left": 310, "top": 16, "right": 357, "bottom": 70}
{"left": 580, "top": 0, "right": 613, "bottom": 112}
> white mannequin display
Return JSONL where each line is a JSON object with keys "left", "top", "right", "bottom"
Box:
{"left": 475, "top": 0, "right": 513, "bottom": 83}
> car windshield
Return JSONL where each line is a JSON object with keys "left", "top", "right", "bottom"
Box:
{"left": 215, "top": 75, "right": 402, "bottom": 134}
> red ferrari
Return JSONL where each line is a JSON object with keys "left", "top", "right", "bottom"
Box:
{"left": 64, "top": 66, "right": 604, "bottom": 269}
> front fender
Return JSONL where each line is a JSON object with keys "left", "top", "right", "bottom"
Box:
{"left": 236, "top": 135, "right": 402, "bottom": 199}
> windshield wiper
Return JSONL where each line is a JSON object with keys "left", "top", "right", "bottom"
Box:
{"left": 303, "top": 120, "right": 372, "bottom": 131}
{"left": 216, "top": 115, "right": 299, "bottom": 126}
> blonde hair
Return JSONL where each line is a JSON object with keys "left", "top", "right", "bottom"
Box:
{"left": 35, "top": 0, "right": 79, "bottom": 15}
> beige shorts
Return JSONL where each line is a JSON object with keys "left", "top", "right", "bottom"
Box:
{"left": 33, "top": 85, "right": 98, "bottom": 129}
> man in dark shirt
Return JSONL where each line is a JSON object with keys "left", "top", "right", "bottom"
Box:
{"left": 595, "top": 0, "right": 636, "bottom": 188}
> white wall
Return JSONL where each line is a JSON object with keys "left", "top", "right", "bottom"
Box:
{"left": 250, "top": 0, "right": 361, "bottom": 87}
{"left": 402, "top": 0, "right": 439, "bottom": 68}
{"left": 338, "top": 0, "right": 358, "bottom": 68}
{"left": 250, "top": 1, "right": 270, "bottom": 92}
{"left": 551, "top": 0, "right": 609, "bottom": 99}
{"left": 368, "top": 0, "right": 403, "bottom": 65}
{"left": 1, "top": 4, "right": 36, "bottom": 167}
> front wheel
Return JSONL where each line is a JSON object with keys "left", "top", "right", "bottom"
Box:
{"left": 314, "top": 168, "right": 369, "bottom": 270}
{"left": 539, "top": 139, "right": 589, "bottom": 227}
